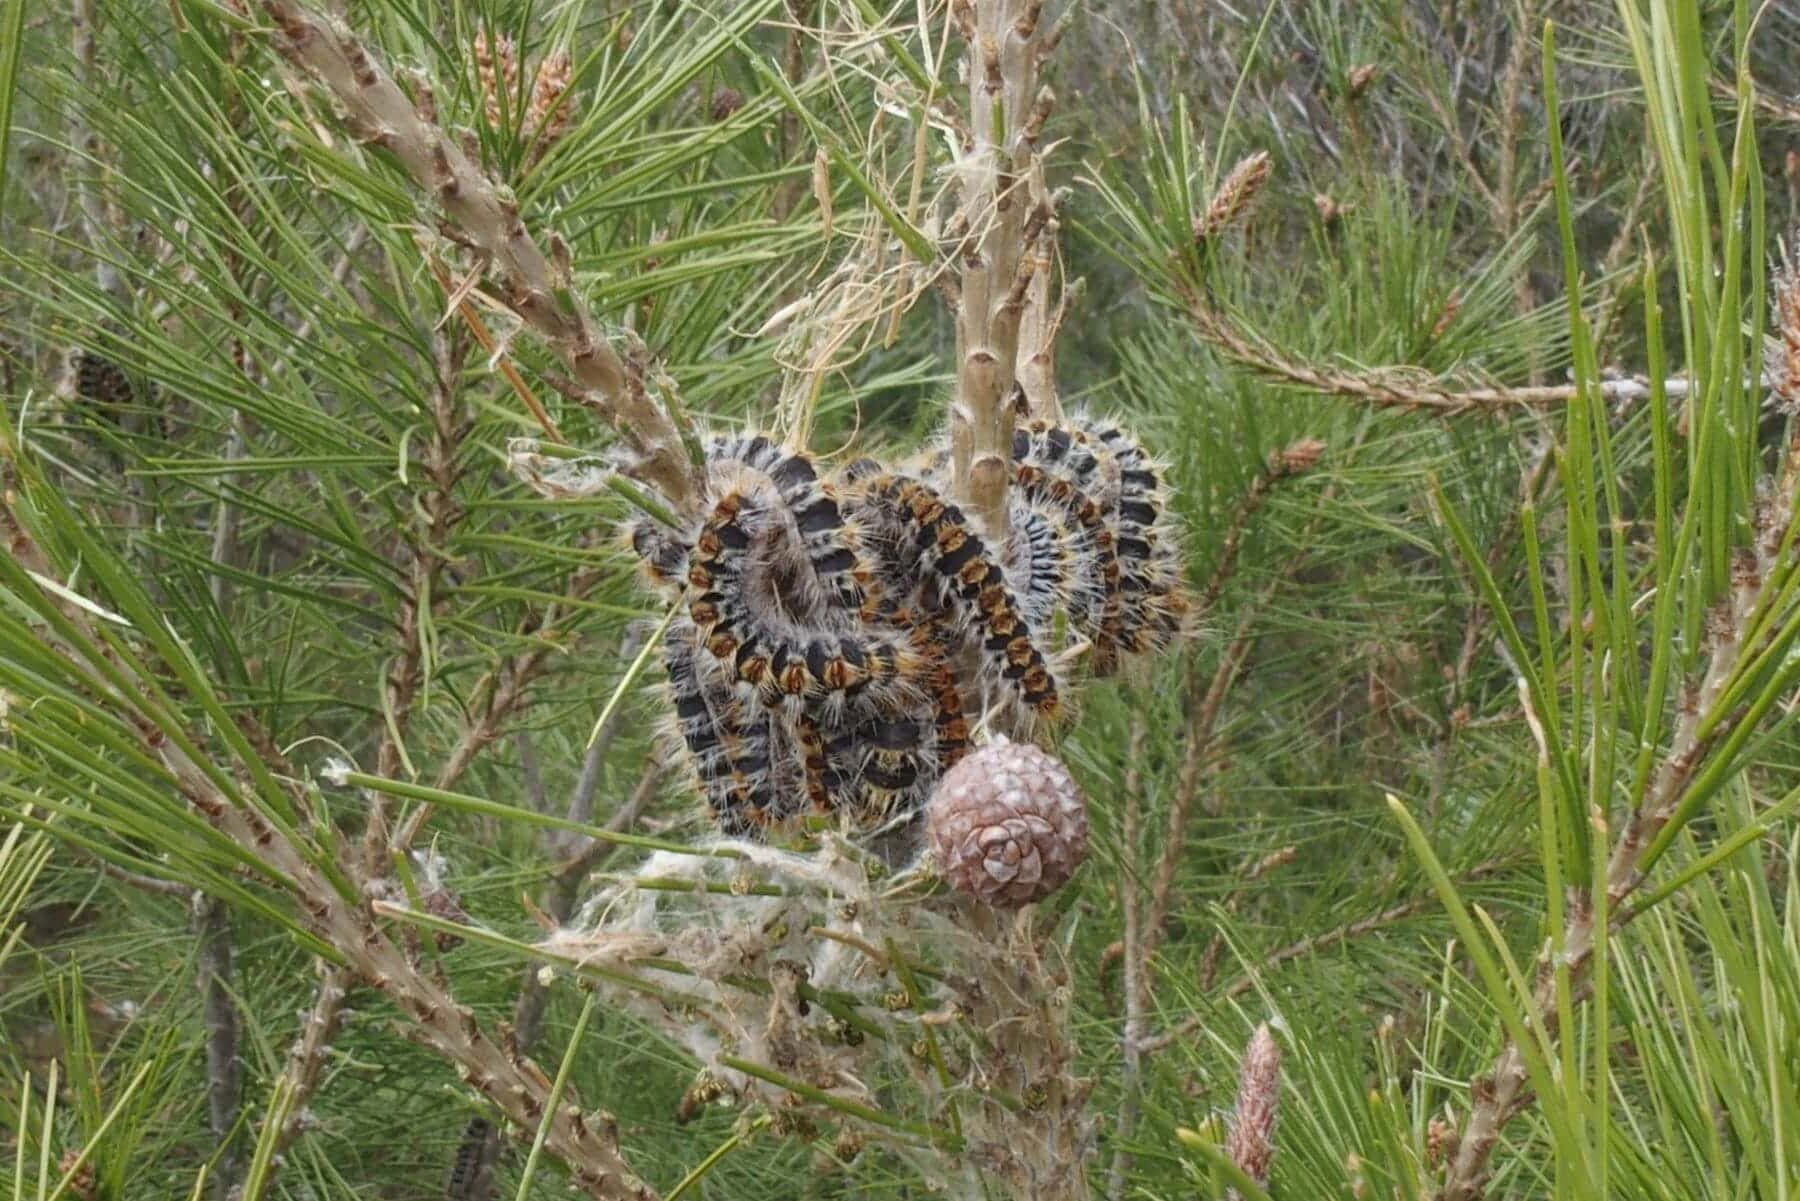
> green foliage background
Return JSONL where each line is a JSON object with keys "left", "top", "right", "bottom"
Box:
{"left": 4, "top": 1, "right": 1800, "bottom": 1198}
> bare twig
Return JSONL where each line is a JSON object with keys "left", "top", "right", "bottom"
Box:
{"left": 517, "top": 729, "right": 547, "bottom": 815}
{"left": 1179, "top": 281, "right": 1700, "bottom": 415}
{"left": 1195, "top": 846, "right": 1299, "bottom": 993}
{"left": 183, "top": 773, "right": 656, "bottom": 1200}
{"left": 362, "top": 327, "right": 470, "bottom": 873}
{"left": 1194, "top": 439, "right": 1326, "bottom": 620}
{"left": 195, "top": 894, "right": 241, "bottom": 1200}
{"left": 93, "top": 858, "right": 191, "bottom": 897}
{"left": 1105, "top": 437, "right": 1328, "bottom": 1195}
{"left": 464, "top": 754, "right": 664, "bottom": 1200}
{"left": 70, "top": 0, "right": 124, "bottom": 303}
{"left": 946, "top": 0, "right": 1057, "bottom": 536}
{"left": 1137, "top": 854, "right": 1521, "bottom": 1057}
{"left": 516, "top": 757, "right": 662, "bottom": 1050}
{"left": 391, "top": 568, "right": 609, "bottom": 855}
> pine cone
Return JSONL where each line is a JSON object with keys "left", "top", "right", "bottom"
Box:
{"left": 925, "top": 737, "right": 1087, "bottom": 907}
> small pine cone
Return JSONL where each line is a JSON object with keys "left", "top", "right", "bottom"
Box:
{"left": 926, "top": 736, "right": 1087, "bottom": 907}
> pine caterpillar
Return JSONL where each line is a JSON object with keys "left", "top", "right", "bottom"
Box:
{"left": 709, "top": 434, "right": 869, "bottom": 617}
{"left": 814, "top": 707, "right": 936, "bottom": 820}
{"left": 1073, "top": 418, "right": 1191, "bottom": 664}
{"left": 662, "top": 619, "right": 779, "bottom": 834}
{"left": 1008, "top": 424, "right": 1116, "bottom": 666}
{"left": 445, "top": 1117, "right": 491, "bottom": 1200}
{"left": 614, "top": 417, "right": 1185, "bottom": 837}
{"left": 624, "top": 515, "right": 688, "bottom": 598}
{"left": 686, "top": 477, "right": 925, "bottom": 717}
{"left": 845, "top": 471, "right": 1059, "bottom": 719}
{"left": 1004, "top": 501, "right": 1078, "bottom": 634}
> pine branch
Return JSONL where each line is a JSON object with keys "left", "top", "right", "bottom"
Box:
{"left": 69, "top": 0, "right": 123, "bottom": 304}
{"left": 11, "top": 547, "right": 655, "bottom": 1197}
{"left": 465, "top": 756, "right": 664, "bottom": 1200}
{"left": 1135, "top": 853, "right": 1524, "bottom": 1058}
{"left": 183, "top": 773, "right": 657, "bottom": 1201}
{"left": 1435, "top": 566, "right": 1762, "bottom": 1201}
{"left": 390, "top": 562, "right": 608, "bottom": 855}
{"left": 946, "top": 0, "right": 1058, "bottom": 536}
{"left": 253, "top": 0, "right": 698, "bottom": 511}
{"left": 1176, "top": 280, "right": 1704, "bottom": 415}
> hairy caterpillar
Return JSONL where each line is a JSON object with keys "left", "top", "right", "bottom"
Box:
{"left": 708, "top": 434, "right": 869, "bottom": 616}
{"left": 686, "top": 477, "right": 925, "bottom": 718}
{"left": 662, "top": 619, "right": 780, "bottom": 834}
{"left": 445, "top": 1116, "right": 492, "bottom": 1200}
{"left": 1073, "top": 418, "right": 1191, "bottom": 665}
{"left": 845, "top": 471, "right": 1059, "bottom": 720}
{"left": 1012, "top": 419, "right": 1136, "bottom": 669}
{"left": 615, "top": 416, "right": 1185, "bottom": 838}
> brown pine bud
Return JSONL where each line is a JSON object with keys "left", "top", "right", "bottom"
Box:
{"left": 528, "top": 49, "right": 574, "bottom": 145}
{"left": 473, "top": 32, "right": 520, "bottom": 131}
{"left": 926, "top": 737, "right": 1087, "bottom": 908}
{"left": 1225, "top": 1023, "right": 1281, "bottom": 1194}
{"left": 1346, "top": 63, "right": 1380, "bottom": 99}
{"left": 1272, "top": 437, "right": 1326, "bottom": 475}
{"left": 1432, "top": 290, "right": 1462, "bottom": 340}
{"left": 1426, "top": 1115, "right": 1459, "bottom": 1167}
{"left": 1195, "top": 151, "right": 1271, "bottom": 244}
{"left": 58, "top": 1151, "right": 96, "bottom": 1201}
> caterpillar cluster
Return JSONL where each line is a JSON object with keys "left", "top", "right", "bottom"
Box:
{"left": 625, "top": 419, "right": 1187, "bottom": 837}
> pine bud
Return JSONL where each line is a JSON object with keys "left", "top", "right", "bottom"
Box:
{"left": 709, "top": 87, "right": 744, "bottom": 122}
{"left": 473, "top": 32, "right": 520, "bottom": 132}
{"left": 1272, "top": 438, "right": 1326, "bottom": 476}
{"left": 57, "top": 1151, "right": 95, "bottom": 1201}
{"left": 1225, "top": 1023, "right": 1281, "bottom": 1195}
{"left": 926, "top": 736, "right": 1087, "bottom": 908}
{"left": 528, "top": 50, "right": 574, "bottom": 146}
{"left": 1195, "top": 152, "right": 1270, "bottom": 244}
